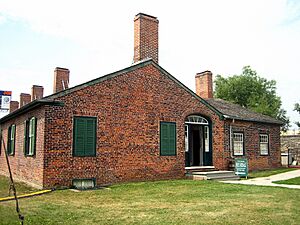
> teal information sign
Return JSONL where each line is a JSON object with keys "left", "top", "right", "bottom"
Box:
{"left": 235, "top": 158, "right": 248, "bottom": 178}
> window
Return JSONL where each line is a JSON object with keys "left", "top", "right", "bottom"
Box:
{"left": 185, "top": 115, "right": 209, "bottom": 125}
{"left": 204, "top": 126, "right": 210, "bottom": 152}
{"left": 160, "top": 122, "right": 176, "bottom": 156}
{"left": 233, "top": 132, "right": 244, "bottom": 156}
{"left": 260, "top": 134, "right": 269, "bottom": 155}
{"left": 73, "top": 117, "right": 97, "bottom": 157}
{"left": 7, "top": 124, "right": 16, "bottom": 155}
{"left": 185, "top": 125, "right": 188, "bottom": 152}
{"left": 24, "top": 117, "right": 37, "bottom": 156}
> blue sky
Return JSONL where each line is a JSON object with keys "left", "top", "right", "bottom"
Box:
{"left": 0, "top": 0, "right": 299, "bottom": 129}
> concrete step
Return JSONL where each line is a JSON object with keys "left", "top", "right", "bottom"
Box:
{"left": 185, "top": 166, "right": 216, "bottom": 174}
{"left": 187, "top": 170, "right": 240, "bottom": 181}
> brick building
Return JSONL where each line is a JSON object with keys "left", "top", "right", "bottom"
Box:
{"left": 0, "top": 13, "right": 282, "bottom": 189}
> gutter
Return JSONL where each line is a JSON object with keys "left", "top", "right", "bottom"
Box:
{"left": 0, "top": 100, "right": 64, "bottom": 124}
{"left": 223, "top": 114, "right": 283, "bottom": 126}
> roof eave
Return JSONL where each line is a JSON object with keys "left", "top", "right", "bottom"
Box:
{"left": 223, "top": 114, "right": 284, "bottom": 125}
{"left": 0, "top": 100, "right": 64, "bottom": 124}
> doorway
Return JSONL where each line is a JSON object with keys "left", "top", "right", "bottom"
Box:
{"left": 185, "top": 115, "right": 212, "bottom": 167}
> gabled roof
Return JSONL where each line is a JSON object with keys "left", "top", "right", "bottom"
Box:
{"left": 206, "top": 98, "right": 283, "bottom": 125}
{"left": 0, "top": 59, "right": 283, "bottom": 126}
{"left": 42, "top": 58, "right": 225, "bottom": 118}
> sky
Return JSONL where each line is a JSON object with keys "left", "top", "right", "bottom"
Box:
{"left": 0, "top": 0, "right": 299, "bottom": 129}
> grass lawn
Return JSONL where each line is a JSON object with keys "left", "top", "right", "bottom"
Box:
{"left": 248, "top": 167, "right": 297, "bottom": 178}
{"left": 0, "top": 176, "right": 37, "bottom": 198}
{"left": 273, "top": 176, "right": 300, "bottom": 185}
{"left": 1, "top": 176, "right": 300, "bottom": 225}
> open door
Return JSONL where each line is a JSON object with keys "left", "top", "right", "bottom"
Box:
{"left": 185, "top": 115, "right": 212, "bottom": 167}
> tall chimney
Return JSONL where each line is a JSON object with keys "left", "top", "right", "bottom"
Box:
{"left": 53, "top": 67, "right": 69, "bottom": 93}
{"left": 9, "top": 101, "right": 19, "bottom": 113}
{"left": 195, "top": 71, "right": 213, "bottom": 99}
{"left": 31, "top": 85, "right": 44, "bottom": 101}
{"left": 20, "top": 93, "right": 31, "bottom": 107}
{"left": 133, "top": 13, "right": 159, "bottom": 64}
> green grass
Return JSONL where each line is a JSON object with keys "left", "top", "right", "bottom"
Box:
{"left": 273, "top": 176, "right": 300, "bottom": 185}
{"left": 1, "top": 176, "right": 300, "bottom": 225}
{"left": 248, "top": 167, "right": 297, "bottom": 178}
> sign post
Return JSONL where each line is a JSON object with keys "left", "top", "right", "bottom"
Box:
{"left": 235, "top": 158, "right": 248, "bottom": 179}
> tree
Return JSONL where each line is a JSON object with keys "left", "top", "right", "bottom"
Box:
{"left": 294, "top": 103, "right": 300, "bottom": 128}
{"left": 214, "top": 66, "right": 290, "bottom": 131}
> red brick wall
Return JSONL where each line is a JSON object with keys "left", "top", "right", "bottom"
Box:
{"left": 43, "top": 63, "right": 225, "bottom": 188}
{"left": 134, "top": 13, "right": 159, "bottom": 63}
{"left": 0, "top": 108, "right": 45, "bottom": 188}
{"left": 19, "top": 93, "right": 31, "bottom": 107}
{"left": 224, "top": 120, "right": 281, "bottom": 171}
{"left": 195, "top": 71, "right": 213, "bottom": 99}
{"left": 9, "top": 101, "right": 19, "bottom": 113}
{"left": 53, "top": 67, "right": 69, "bottom": 93}
{"left": 31, "top": 85, "right": 44, "bottom": 101}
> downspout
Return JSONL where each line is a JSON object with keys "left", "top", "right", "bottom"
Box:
{"left": 224, "top": 115, "right": 235, "bottom": 158}
{"left": 229, "top": 118, "right": 235, "bottom": 158}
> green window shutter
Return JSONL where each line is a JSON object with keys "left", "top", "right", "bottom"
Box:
{"left": 74, "top": 117, "right": 96, "bottom": 156}
{"left": 74, "top": 118, "right": 86, "bottom": 156}
{"left": 85, "top": 118, "right": 96, "bottom": 156}
{"left": 12, "top": 124, "right": 16, "bottom": 155}
{"left": 30, "top": 117, "right": 37, "bottom": 155}
{"left": 168, "top": 123, "right": 176, "bottom": 155}
{"left": 160, "top": 122, "right": 176, "bottom": 156}
{"left": 24, "top": 120, "right": 29, "bottom": 155}
{"left": 7, "top": 126, "right": 11, "bottom": 155}
{"left": 7, "top": 125, "right": 16, "bottom": 155}
{"left": 160, "top": 123, "right": 169, "bottom": 155}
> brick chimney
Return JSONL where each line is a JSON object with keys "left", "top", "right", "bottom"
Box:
{"left": 133, "top": 13, "right": 159, "bottom": 64}
{"left": 195, "top": 71, "right": 213, "bottom": 99}
{"left": 53, "top": 67, "right": 69, "bottom": 93}
{"left": 31, "top": 85, "right": 44, "bottom": 101}
{"left": 9, "top": 101, "right": 19, "bottom": 113}
{"left": 20, "top": 93, "right": 31, "bottom": 107}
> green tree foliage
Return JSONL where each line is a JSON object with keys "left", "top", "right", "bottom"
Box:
{"left": 214, "top": 66, "right": 290, "bottom": 131}
{"left": 294, "top": 103, "right": 300, "bottom": 128}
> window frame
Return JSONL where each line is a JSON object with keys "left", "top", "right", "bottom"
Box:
{"left": 73, "top": 116, "right": 97, "bottom": 157}
{"left": 24, "top": 117, "right": 37, "bottom": 157}
{"left": 259, "top": 134, "right": 269, "bottom": 156}
{"left": 184, "top": 125, "right": 189, "bottom": 152}
{"left": 233, "top": 132, "right": 244, "bottom": 156}
{"left": 7, "top": 124, "right": 16, "bottom": 156}
{"left": 160, "top": 121, "right": 177, "bottom": 156}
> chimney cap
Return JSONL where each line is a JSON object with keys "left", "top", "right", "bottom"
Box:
{"left": 134, "top": 13, "right": 158, "bottom": 21}
{"left": 55, "top": 67, "right": 69, "bottom": 71}
{"left": 32, "top": 85, "right": 43, "bottom": 88}
{"left": 195, "top": 70, "right": 212, "bottom": 77}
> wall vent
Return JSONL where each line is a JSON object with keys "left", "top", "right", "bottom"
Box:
{"left": 72, "top": 179, "right": 95, "bottom": 190}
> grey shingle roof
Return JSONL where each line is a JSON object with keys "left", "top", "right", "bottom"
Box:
{"left": 205, "top": 98, "right": 283, "bottom": 125}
